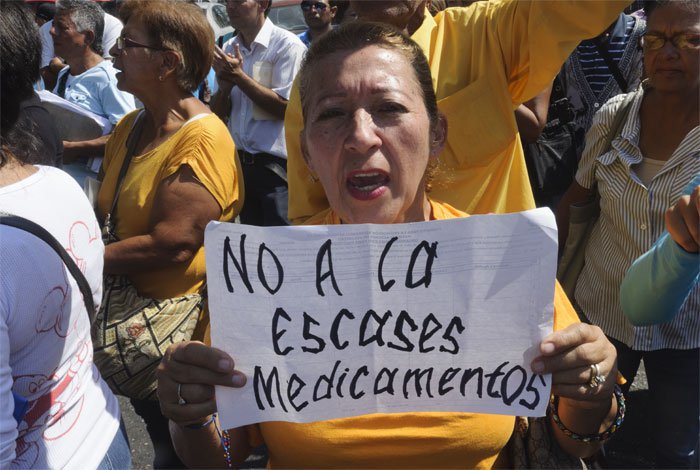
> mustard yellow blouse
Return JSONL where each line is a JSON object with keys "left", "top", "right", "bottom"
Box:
{"left": 97, "top": 110, "right": 243, "bottom": 300}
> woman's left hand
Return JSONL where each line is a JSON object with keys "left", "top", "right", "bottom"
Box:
{"left": 531, "top": 323, "right": 617, "bottom": 402}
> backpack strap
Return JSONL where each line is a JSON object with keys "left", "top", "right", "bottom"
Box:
{"left": 0, "top": 212, "right": 96, "bottom": 322}
{"left": 55, "top": 68, "right": 70, "bottom": 99}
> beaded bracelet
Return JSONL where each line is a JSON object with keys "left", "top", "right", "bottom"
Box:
{"left": 213, "top": 416, "right": 233, "bottom": 468}
{"left": 549, "top": 384, "right": 626, "bottom": 442}
{"left": 184, "top": 413, "right": 217, "bottom": 430}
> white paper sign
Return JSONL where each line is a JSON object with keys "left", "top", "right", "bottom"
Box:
{"left": 205, "top": 208, "right": 559, "bottom": 430}
{"left": 37, "top": 89, "right": 113, "bottom": 140}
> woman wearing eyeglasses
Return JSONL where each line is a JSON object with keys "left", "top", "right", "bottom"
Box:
{"left": 97, "top": 0, "right": 243, "bottom": 467}
{"left": 557, "top": 0, "right": 699, "bottom": 467}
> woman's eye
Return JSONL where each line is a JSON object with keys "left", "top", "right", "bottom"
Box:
{"left": 378, "top": 102, "right": 408, "bottom": 114}
{"left": 316, "top": 108, "right": 345, "bottom": 121}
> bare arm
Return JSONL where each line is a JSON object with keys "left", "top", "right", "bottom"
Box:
{"left": 63, "top": 134, "right": 110, "bottom": 163}
{"left": 213, "top": 45, "right": 287, "bottom": 120}
{"left": 104, "top": 165, "right": 220, "bottom": 274}
{"left": 515, "top": 84, "right": 553, "bottom": 144}
{"left": 169, "top": 420, "right": 251, "bottom": 468}
{"left": 556, "top": 181, "right": 595, "bottom": 249}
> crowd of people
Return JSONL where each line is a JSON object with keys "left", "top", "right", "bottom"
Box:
{"left": 0, "top": 0, "right": 698, "bottom": 469}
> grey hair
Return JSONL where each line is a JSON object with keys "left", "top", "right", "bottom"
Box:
{"left": 56, "top": 0, "right": 104, "bottom": 55}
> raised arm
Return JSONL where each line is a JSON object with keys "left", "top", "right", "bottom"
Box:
{"left": 620, "top": 178, "right": 700, "bottom": 326}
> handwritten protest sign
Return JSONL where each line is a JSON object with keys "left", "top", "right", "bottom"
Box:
{"left": 205, "top": 209, "right": 559, "bottom": 430}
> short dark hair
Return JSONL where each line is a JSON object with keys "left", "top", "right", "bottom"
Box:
{"left": 644, "top": 0, "right": 700, "bottom": 19}
{"left": 56, "top": 0, "right": 105, "bottom": 55}
{"left": 0, "top": 0, "right": 43, "bottom": 167}
{"left": 299, "top": 21, "right": 439, "bottom": 133}
{"left": 121, "top": 0, "right": 214, "bottom": 92}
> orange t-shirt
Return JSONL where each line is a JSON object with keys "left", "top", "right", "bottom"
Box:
{"left": 241, "top": 200, "right": 579, "bottom": 468}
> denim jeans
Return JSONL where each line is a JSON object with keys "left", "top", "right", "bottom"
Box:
{"left": 610, "top": 338, "right": 699, "bottom": 469}
{"left": 97, "top": 419, "right": 131, "bottom": 470}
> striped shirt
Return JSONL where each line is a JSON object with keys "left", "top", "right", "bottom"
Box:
{"left": 574, "top": 85, "right": 700, "bottom": 351}
{"left": 560, "top": 14, "right": 645, "bottom": 160}
{"left": 578, "top": 15, "right": 636, "bottom": 95}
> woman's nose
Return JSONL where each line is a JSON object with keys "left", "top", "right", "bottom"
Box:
{"left": 344, "top": 110, "right": 382, "bottom": 154}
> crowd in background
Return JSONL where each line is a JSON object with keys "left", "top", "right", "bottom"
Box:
{"left": 1, "top": 0, "right": 698, "bottom": 468}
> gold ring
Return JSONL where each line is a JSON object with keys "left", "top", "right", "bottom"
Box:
{"left": 587, "top": 363, "right": 605, "bottom": 388}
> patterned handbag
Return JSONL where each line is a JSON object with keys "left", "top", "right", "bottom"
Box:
{"left": 91, "top": 276, "right": 203, "bottom": 400}
{"left": 509, "top": 416, "right": 587, "bottom": 469}
{"left": 91, "top": 111, "right": 204, "bottom": 400}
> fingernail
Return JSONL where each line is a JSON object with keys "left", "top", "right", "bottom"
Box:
{"left": 232, "top": 374, "right": 246, "bottom": 387}
{"left": 531, "top": 360, "right": 545, "bottom": 373}
{"left": 541, "top": 342, "right": 555, "bottom": 354}
{"left": 218, "top": 359, "right": 232, "bottom": 371}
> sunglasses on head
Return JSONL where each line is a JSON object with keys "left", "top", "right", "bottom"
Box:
{"left": 640, "top": 32, "right": 700, "bottom": 51}
{"left": 301, "top": 1, "right": 328, "bottom": 12}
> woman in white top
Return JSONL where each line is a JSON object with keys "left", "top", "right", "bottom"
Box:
{"left": 0, "top": 3, "right": 128, "bottom": 468}
{"left": 557, "top": 1, "right": 700, "bottom": 467}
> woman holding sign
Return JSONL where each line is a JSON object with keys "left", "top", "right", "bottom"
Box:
{"left": 157, "top": 22, "right": 622, "bottom": 468}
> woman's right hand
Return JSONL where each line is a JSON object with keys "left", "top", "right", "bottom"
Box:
{"left": 157, "top": 341, "right": 247, "bottom": 426}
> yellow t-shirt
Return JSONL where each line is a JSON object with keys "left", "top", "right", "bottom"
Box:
{"left": 285, "top": 0, "right": 625, "bottom": 224}
{"left": 97, "top": 110, "right": 243, "bottom": 299}
{"left": 242, "top": 199, "right": 579, "bottom": 468}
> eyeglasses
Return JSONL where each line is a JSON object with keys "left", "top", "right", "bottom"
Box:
{"left": 640, "top": 32, "right": 700, "bottom": 51}
{"left": 301, "top": 1, "right": 328, "bottom": 12}
{"left": 115, "top": 35, "right": 168, "bottom": 52}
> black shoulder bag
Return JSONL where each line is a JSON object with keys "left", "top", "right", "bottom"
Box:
{"left": 523, "top": 75, "right": 579, "bottom": 208}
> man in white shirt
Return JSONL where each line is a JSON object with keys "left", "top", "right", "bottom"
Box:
{"left": 211, "top": 0, "right": 306, "bottom": 226}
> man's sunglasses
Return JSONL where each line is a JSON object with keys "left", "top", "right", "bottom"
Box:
{"left": 115, "top": 35, "right": 169, "bottom": 52}
{"left": 640, "top": 32, "right": 700, "bottom": 51}
{"left": 301, "top": 1, "right": 328, "bottom": 12}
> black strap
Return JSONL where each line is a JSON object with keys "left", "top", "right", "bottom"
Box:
{"left": 0, "top": 213, "right": 96, "bottom": 322}
{"left": 56, "top": 69, "right": 70, "bottom": 99}
{"left": 592, "top": 38, "right": 628, "bottom": 93}
{"left": 105, "top": 111, "right": 146, "bottom": 232}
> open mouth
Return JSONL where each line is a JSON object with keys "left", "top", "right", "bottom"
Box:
{"left": 347, "top": 171, "right": 389, "bottom": 200}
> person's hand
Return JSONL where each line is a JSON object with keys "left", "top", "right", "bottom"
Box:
{"left": 531, "top": 323, "right": 617, "bottom": 405}
{"left": 157, "top": 341, "right": 247, "bottom": 426}
{"left": 49, "top": 56, "right": 66, "bottom": 74}
{"left": 666, "top": 185, "right": 700, "bottom": 253}
{"left": 213, "top": 44, "right": 243, "bottom": 87}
